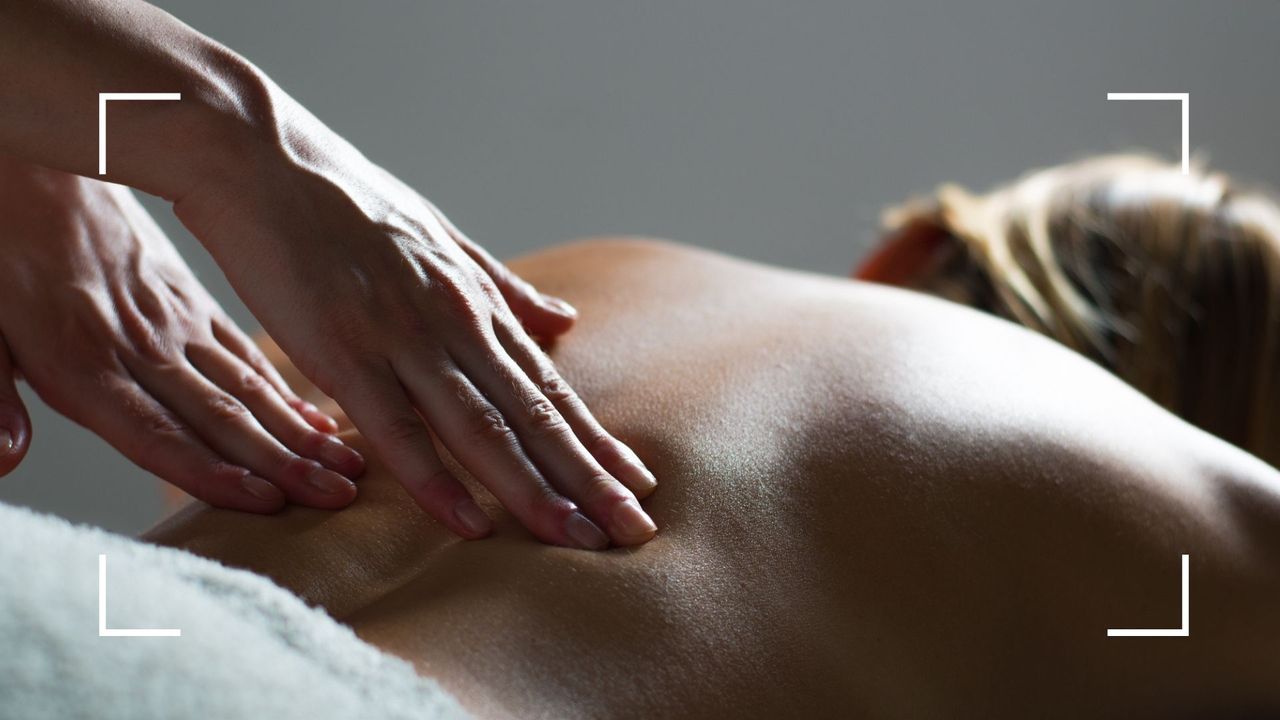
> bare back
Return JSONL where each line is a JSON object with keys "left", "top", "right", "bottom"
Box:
{"left": 147, "top": 239, "right": 1280, "bottom": 719}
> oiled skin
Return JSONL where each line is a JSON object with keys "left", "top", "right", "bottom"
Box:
{"left": 146, "top": 239, "right": 1280, "bottom": 719}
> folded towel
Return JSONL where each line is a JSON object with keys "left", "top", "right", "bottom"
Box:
{"left": 0, "top": 502, "right": 469, "bottom": 720}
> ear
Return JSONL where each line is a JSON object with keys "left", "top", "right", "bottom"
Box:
{"left": 854, "top": 208, "right": 954, "bottom": 286}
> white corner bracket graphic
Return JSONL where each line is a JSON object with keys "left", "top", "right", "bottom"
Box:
{"left": 1106, "top": 554, "right": 1189, "bottom": 637}
{"left": 97, "top": 92, "right": 181, "bottom": 175}
{"left": 98, "top": 554, "right": 181, "bottom": 638}
{"left": 1105, "top": 92, "right": 1189, "bottom": 175}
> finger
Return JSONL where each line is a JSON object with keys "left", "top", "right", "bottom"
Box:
{"left": 56, "top": 367, "right": 284, "bottom": 512}
{"left": 457, "top": 323, "right": 656, "bottom": 546}
{"left": 399, "top": 353, "right": 609, "bottom": 550}
{"left": 211, "top": 318, "right": 340, "bottom": 433}
{"left": 332, "top": 359, "right": 492, "bottom": 539}
{"left": 126, "top": 357, "right": 356, "bottom": 510}
{"left": 0, "top": 333, "right": 31, "bottom": 476}
{"left": 425, "top": 201, "right": 577, "bottom": 338}
{"left": 186, "top": 342, "right": 364, "bottom": 478}
{"left": 494, "top": 316, "right": 658, "bottom": 499}
{"left": 456, "top": 239, "right": 577, "bottom": 338}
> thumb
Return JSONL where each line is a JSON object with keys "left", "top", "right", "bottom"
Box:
{"left": 425, "top": 201, "right": 578, "bottom": 338}
{"left": 0, "top": 333, "right": 31, "bottom": 477}
{"left": 492, "top": 270, "right": 578, "bottom": 340}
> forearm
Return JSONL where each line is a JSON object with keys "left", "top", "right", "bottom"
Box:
{"left": 0, "top": 0, "right": 314, "bottom": 201}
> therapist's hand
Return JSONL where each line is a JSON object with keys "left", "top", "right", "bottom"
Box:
{"left": 173, "top": 120, "right": 658, "bottom": 549}
{"left": 0, "top": 159, "right": 365, "bottom": 508}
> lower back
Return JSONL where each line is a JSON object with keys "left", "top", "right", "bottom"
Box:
{"left": 150, "top": 238, "right": 1280, "bottom": 718}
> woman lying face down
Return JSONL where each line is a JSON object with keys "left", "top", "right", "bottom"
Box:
{"left": 147, "top": 173, "right": 1280, "bottom": 718}
{"left": 859, "top": 154, "right": 1280, "bottom": 468}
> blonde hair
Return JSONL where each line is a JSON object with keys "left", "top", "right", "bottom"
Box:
{"left": 881, "top": 154, "right": 1280, "bottom": 466}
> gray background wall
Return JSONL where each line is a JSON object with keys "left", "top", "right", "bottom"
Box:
{"left": 4, "top": 0, "right": 1278, "bottom": 533}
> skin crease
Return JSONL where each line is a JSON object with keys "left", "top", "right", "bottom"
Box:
{"left": 147, "top": 239, "right": 1280, "bottom": 719}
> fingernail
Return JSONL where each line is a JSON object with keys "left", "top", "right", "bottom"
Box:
{"left": 565, "top": 511, "right": 609, "bottom": 550}
{"left": 310, "top": 405, "right": 341, "bottom": 433}
{"left": 453, "top": 498, "right": 492, "bottom": 537}
{"left": 634, "top": 465, "right": 658, "bottom": 493}
{"left": 307, "top": 464, "right": 355, "bottom": 495}
{"left": 0, "top": 429, "right": 12, "bottom": 453}
{"left": 612, "top": 498, "right": 657, "bottom": 544}
{"left": 543, "top": 296, "right": 578, "bottom": 318}
{"left": 621, "top": 445, "right": 657, "bottom": 493}
{"left": 319, "top": 436, "right": 364, "bottom": 475}
{"left": 297, "top": 400, "right": 339, "bottom": 433}
{"left": 241, "top": 475, "right": 282, "bottom": 502}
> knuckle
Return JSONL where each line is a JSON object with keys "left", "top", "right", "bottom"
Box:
{"left": 437, "top": 275, "right": 474, "bottom": 309}
{"left": 298, "top": 430, "right": 332, "bottom": 456}
{"left": 206, "top": 394, "right": 249, "bottom": 423}
{"left": 129, "top": 412, "right": 190, "bottom": 460}
{"left": 475, "top": 274, "right": 505, "bottom": 305}
{"left": 535, "top": 371, "right": 577, "bottom": 405}
{"left": 434, "top": 278, "right": 491, "bottom": 328}
{"left": 122, "top": 323, "right": 176, "bottom": 365}
{"left": 522, "top": 395, "right": 569, "bottom": 436}
{"left": 528, "top": 482, "right": 575, "bottom": 520}
{"left": 586, "top": 432, "right": 626, "bottom": 463}
{"left": 232, "top": 369, "right": 272, "bottom": 398}
{"left": 142, "top": 411, "right": 188, "bottom": 438}
{"left": 472, "top": 408, "right": 514, "bottom": 442}
{"left": 444, "top": 373, "right": 477, "bottom": 407}
{"left": 117, "top": 307, "right": 179, "bottom": 366}
{"left": 130, "top": 284, "right": 168, "bottom": 320}
{"left": 578, "top": 473, "right": 626, "bottom": 508}
{"left": 278, "top": 456, "right": 317, "bottom": 484}
{"left": 250, "top": 353, "right": 283, "bottom": 383}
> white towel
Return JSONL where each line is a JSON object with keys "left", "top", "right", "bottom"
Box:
{"left": 0, "top": 502, "right": 469, "bottom": 720}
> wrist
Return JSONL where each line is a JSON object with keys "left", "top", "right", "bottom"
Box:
{"left": 105, "top": 33, "right": 335, "bottom": 205}
{"left": 125, "top": 42, "right": 284, "bottom": 201}
{"left": 166, "top": 47, "right": 375, "bottom": 208}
